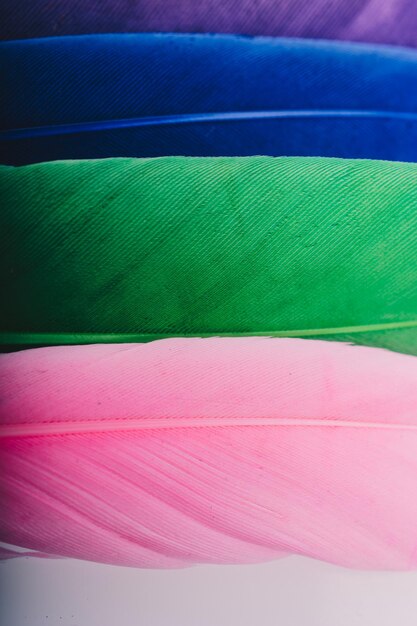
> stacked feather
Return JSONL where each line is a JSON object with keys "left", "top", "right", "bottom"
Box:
{"left": 1, "top": 3, "right": 417, "bottom": 572}
{"left": 1, "top": 0, "right": 417, "bottom": 47}
{"left": 2, "top": 35, "right": 417, "bottom": 164}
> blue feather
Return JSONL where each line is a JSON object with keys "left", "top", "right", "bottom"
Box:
{"left": 2, "top": 34, "right": 417, "bottom": 164}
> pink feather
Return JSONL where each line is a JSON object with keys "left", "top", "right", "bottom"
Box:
{"left": 1, "top": 338, "right": 417, "bottom": 570}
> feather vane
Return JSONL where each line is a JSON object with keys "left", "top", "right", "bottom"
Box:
{"left": 2, "top": 35, "right": 417, "bottom": 164}
{"left": 1, "top": 0, "right": 416, "bottom": 48}
{"left": 1, "top": 156, "right": 416, "bottom": 354}
{"left": 1, "top": 338, "right": 417, "bottom": 570}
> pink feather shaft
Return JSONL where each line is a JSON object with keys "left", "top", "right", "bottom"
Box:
{"left": 1, "top": 338, "right": 417, "bottom": 570}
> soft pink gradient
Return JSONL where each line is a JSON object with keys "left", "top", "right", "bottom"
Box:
{"left": 1, "top": 338, "right": 417, "bottom": 570}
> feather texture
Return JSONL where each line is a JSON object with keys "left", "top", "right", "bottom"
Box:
{"left": 1, "top": 156, "right": 417, "bottom": 354}
{"left": 1, "top": 337, "right": 417, "bottom": 570}
{"left": 1, "top": 0, "right": 417, "bottom": 48}
{"left": 2, "top": 35, "right": 417, "bottom": 164}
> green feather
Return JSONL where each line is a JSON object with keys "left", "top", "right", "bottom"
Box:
{"left": 1, "top": 157, "right": 416, "bottom": 354}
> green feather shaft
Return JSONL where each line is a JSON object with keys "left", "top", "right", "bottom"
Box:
{"left": 2, "top": 320, "right": 417, "bottom": 346}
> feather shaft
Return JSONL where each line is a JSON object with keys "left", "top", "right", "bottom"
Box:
{"left": 2, "top": 321, "right": 417, "bottom": 347}
{"left": 3, "top": 418, "right": 417, "bottom": 439}
{"left": 3, "top": 109, "right": 417, "bottom": 142}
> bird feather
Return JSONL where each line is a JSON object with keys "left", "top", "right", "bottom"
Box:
{"left": 2, "top": 35, "right": 417, "bottom": 164}
{"left": 1, "top": 337, "right": 417, "bottom": 569}
{"left": 1, "top": 156, "right": 416, "bottom": 354}
{"left": 0, "top": 0, "right": 416, "bottom": 48}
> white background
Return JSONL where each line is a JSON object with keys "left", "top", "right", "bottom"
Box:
{"left": 2, "top": 556, "right": 417, "bottom": 625}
